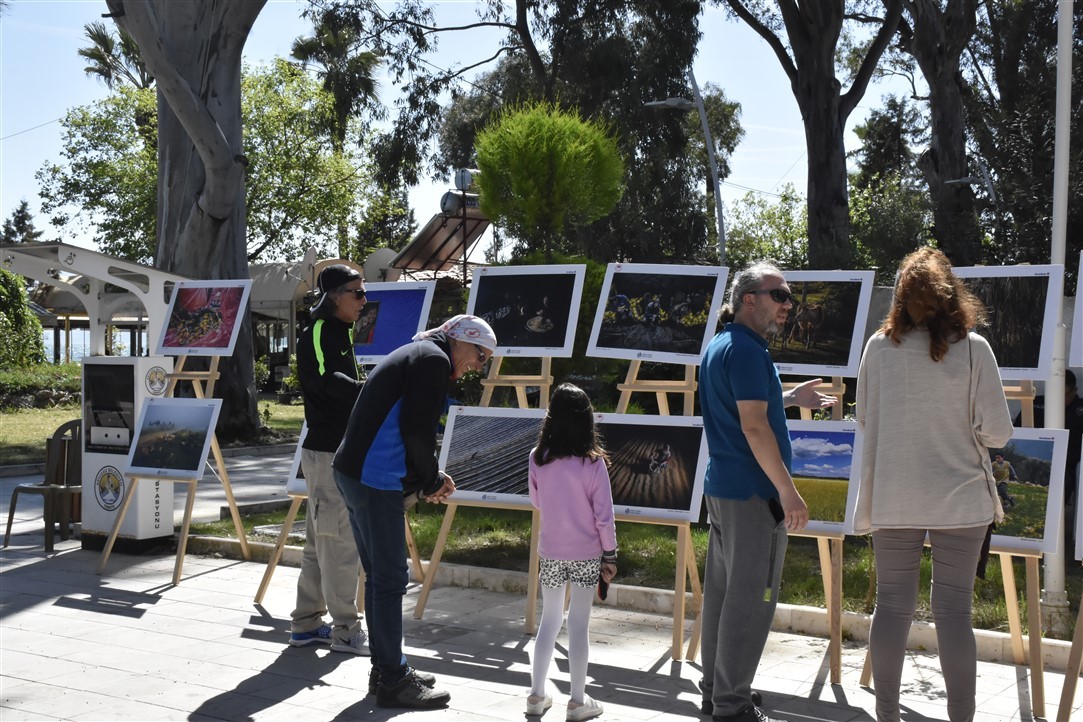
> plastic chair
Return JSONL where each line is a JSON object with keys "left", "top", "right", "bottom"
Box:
{"left": 3, "top": 419, "right": 82, "bottom": 552}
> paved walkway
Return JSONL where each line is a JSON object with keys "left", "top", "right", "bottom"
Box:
{"left": 1, "top": 453, "right": 1079, "bottom": 721}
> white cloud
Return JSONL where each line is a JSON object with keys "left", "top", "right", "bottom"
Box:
{"left": 791, "top": 436, "right": 852, "bottom": 459}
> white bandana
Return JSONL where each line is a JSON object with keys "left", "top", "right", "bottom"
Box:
{"left": 412, "top": 314, "right": 497, "bottom": 352}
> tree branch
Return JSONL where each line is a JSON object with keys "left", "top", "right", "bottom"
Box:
{"left": 841, "top": 0, "right": 903, "bottom": 120}
{"left": 724, "top": 0, "right": 798, "bottom": 87}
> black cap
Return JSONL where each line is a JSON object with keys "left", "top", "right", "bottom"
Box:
{"left": 311, "top": 264, "right": 362, "bottom": 316}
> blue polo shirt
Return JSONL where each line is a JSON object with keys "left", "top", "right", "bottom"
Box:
{"left": 699, "top": 322, "right": 791, "bottom": 499}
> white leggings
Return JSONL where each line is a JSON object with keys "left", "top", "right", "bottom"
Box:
{"left": 531, "top": 583, "right": 596, "bottom": 703}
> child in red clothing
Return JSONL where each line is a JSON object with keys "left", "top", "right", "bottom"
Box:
{"left": 526, "top": 383, "right": 618, "bottom": 722}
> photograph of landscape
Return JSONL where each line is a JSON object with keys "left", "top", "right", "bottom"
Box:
{"left": 989, "top": 427, "right": 1067, "bottom": 554}
{"left": 127, "top": 398, "right": 221, "bottom": 480}
{"left": 786, "top": 420, "right": 862, "bottom": 534}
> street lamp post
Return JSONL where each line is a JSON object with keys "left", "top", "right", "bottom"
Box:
{"left": 645, "top": 71, "right": 727, "bottom": 264}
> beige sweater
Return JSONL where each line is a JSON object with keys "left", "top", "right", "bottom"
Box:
{"left": 854, "top": 330, "right": 1014, "bottom": 534}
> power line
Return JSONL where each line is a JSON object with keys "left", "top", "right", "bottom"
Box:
{"left": 1, "top": 117, "right": 61, "bottom": 142}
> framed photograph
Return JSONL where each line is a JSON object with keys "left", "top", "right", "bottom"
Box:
{"left": 1075, "top": 446, "right": 1083, "bottom": 562}
{"left": 466, "top": 265, "right": 586, "bottom": 357}
{"left": 155, "top": 280, "right": 252, "bottom": 356}
{"left": 771, "top": 270, "right": 875, "bottom": 378}
{"left": 787, "top": 420, "right": 862, "bottom": 534}
{"left": 586, "top": 263, "right": 728, "bottom": 365}
{"left": 353, "top": 281, "right": 436, "bottom": 364}
{"left": 286, "top": 422, "right": 307, "bottom": 496}
{"left": 990, "top": 427, "right": 1067, "bottom": 555}
{"left": 440, "top": 406, "right": 707, "bottom": 523}
{"left": 953, "top": 265, "right": 1064, "bottom": 381}
{"left": 125, "top": 397, "right": 222, "bottom": 480}
{"left": 1071, "top": 252, "right": 1082, "bottom": 368}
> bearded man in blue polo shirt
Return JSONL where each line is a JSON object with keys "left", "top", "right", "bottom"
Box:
{"left": 698, "top": 262, "right": 837, "bottom": 722}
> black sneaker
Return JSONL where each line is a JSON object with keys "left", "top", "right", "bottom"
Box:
{"left": 368, "top": 665, "right": 436, "bottom": 695}
{"left": 697, "top": 679, "right": 761, "bottom": 715}
{"left": 375, "top": 670, "right": 449, "bottom": 709}
{"left": 712, "top": 704, "right": 777, "bottom": 722}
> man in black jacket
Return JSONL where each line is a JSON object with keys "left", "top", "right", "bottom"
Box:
{"left": 333, "top": 314, "right": 496, "bottom": 710}
{"left": 289, "top": 265, "right": 369, "bottom": 655}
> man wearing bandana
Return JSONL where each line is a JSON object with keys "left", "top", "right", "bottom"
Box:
{"left": 333, "top": 314, "right": 496, "bottom": 710}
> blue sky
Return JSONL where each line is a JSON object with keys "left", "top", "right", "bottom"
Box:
{"left": 790, "top": 431, "right": 855, "bottom": 479}
{"left": 1, "top": 1, "right": 909, "bottom": 255}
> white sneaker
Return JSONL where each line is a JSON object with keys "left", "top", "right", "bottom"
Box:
{"left": 526, "top": 692, "right": 553, "bottom": 715}
{"left": 566, "top": 695, "right": 602, "bottom": 721}
{"left": 331, "top": 628, "right": 370, "bottom": 656}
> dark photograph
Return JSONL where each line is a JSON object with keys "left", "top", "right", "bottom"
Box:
{"left": 443, "top": 413, "right": 541, "bottom": 503}
{"left": 961, "top": 274, "right": 1050, "bottom": 372}
{"left": 597, "top": 420, "right": 704, "bottom": 516}
{"left": 590, "top": 268, "right": 722, "bottom": 362}
{"left": 469, "top": 267, "right": 583, "bottom": 355}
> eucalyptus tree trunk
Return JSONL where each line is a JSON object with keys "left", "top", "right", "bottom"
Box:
{"left": 906, "top": 0, "right": 980, "bottom": 266}
{"left": 105, "top": 0, "right": 266, "bottom": 441}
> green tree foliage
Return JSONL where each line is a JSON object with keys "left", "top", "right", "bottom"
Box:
{"left": 475, "top": 102, "right": 624, "bottom": 261}
{"left": 78, "top": 20, "right": 153, "bottom": 90}
{"left": 353, "top": 183, "right": 417, "bottom": 257}
{"left": 724, "top": 185, "right": 809, "bottom": 272}
{"left": 964, "top": 0, "right": 1083, "bottom": 275}
{"left": 1, "top": 200, "right": 46, "bottom": 244}
{"left": 0, "top": 268, "right": 45, "bottom": 368}
{"left": 850, "top": 174, "right": 932, "bottom": 283}
{"left": 850, "top": 95, "right": 925, "bottom": 191}
{"left": 36, "top": 59, "right": 372, "bottom": 264}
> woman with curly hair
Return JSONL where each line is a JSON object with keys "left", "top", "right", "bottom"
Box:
{"left": 855, "top": 247, "right": 1013, "bottom": 722}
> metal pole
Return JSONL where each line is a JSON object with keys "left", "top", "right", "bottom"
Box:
{"left": 687, "top": 70, "right": 726, "bottom": 264}
{"left": 1038, "top": 0, "right": 1073, "bottom": 638}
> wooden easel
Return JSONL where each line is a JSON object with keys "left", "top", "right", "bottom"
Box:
{"left": 253, "top": 491, "right": 424, "bottom": 605}
{"left": 166, "top": 355, "right": 250, "bottom": 560}
{"left": 616, "top": 360, "right": 697, "bottom": 415}
{"left": 97, "top": 474, "right": 198, "bottom": 585}
{"left": 479, "top": 356, "right": 554, "bottom": 409}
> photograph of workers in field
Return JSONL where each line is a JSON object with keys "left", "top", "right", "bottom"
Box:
{"left": 988, "top": 427, "right": 1068, "bottom": 555}
{"left": 353, "top": 281, "right": 436, "bottom": 365}
{"left": 467, "top": 265, "right": 585, "bottom": 357}
{"left": 439, "top": 407, "right": 707, "bottom": 522}
{"left": 770, "top": 271, "right": 875, "bottom": 378}
{"left": 127, "top": 397, "right": 221, "bottom": 480}
{"left": 787, "top": 420, "right": 862, "bottom": 534}
{"left": 587, "top": 263, "right": 728, "bottom": 365}
{"left": 953, "top": 265, "right": 1063, "bottom": 381}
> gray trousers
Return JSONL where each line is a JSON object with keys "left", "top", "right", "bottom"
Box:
{"left": 291, "top": 448, "right": 362, "bottom": 641}
{"left": 870, "top": 526, "right": 986, "bottom": 722}
{"left": 701, "top": 495, "right": 787, "bottom": 717}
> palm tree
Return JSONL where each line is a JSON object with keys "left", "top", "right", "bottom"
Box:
{"left": 292, "top": 13, "right": 382, "bottom": 259}
{"left": 78, "top": 21, "right": 154, "bottom": 90}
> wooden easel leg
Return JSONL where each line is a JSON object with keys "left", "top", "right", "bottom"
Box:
{"left": 816, "top": 537, "right": 842, "bottom": 684}
{"left": 1000, "top": 553, "right": 1027, "bottom": 664}
{"left": 208, "top": 435, "right": 250, "bottom": 560}
{"left": 683, "top": 365, "right": 696, "bottom": 415}
{"left": 615, "top": 361, "right": 641, "bottom": 414}
{"left": 1055, "top": 599, "right": 1083, "bottom": 722}
{"left": 655, "top": 391, "right": 671, "bottom": 416}
{"left": 173, "top": 480, "right": 197, "bottom": 586}
{"left": 1025, "top": 556, "right": 1045, "bottom": 718}
{"left": 672, "top": 524, "right": 689, "bottom": 659}
{"left": 413, "top": 503, "right": 457, "bottom": 619}
{"left": 526, "top": 509, "right": 541, "bottom": 634}
{"left": 859, "top": 648, "right": 873, "bottom": 688}
{"left": 684, "top": 532, "right": 703, "bottom": 661}
{"left": 404, "top": 514, "right": 424, "bottom": 582}
{"left": 254, "top": 496, "right": 303, "bottom": 604}
{"left": 97, "top": 477, "right": 141, "bottom": 574}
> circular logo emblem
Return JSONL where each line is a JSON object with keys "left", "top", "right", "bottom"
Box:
{"left": 145, "top": 366, "right": 168, "bottom": 396}
{"left": 95, "top": 466, "right": 125, "bottom": 512}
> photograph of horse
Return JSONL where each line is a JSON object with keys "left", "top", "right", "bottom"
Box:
{"left": 769, "top": 280, "right": 863, "bottom": 368}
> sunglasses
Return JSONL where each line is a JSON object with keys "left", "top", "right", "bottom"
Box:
{"left": 752, "top": 288, "right": 793, "bottom": 304}
{"left": 342, "top": 288, "right": 367, "bottom": 300}
{"left": 475, "top": 345, "right": 489, "bottom": 365}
